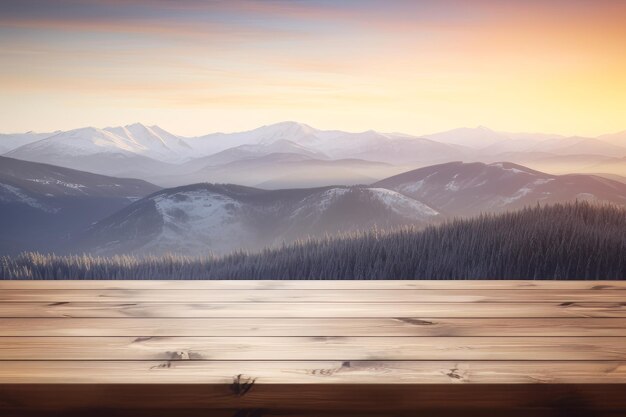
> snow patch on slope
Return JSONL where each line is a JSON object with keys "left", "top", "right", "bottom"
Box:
{"left": 0, "top": 184, "right": 56, "bottom": 212}
{"left": 26, "top": 178, "right": 87, "bottom": 193}
{"left": 445, "top": 181, "right": 460, "bottom": 192}
{"left": 142, "top": 190, "right": 248, "bottom": 254}
{"left": 367, "top": 188, "right": 439, "bottom": 219}
{"left": 290, "top": 188, "right": 350, "bottom": 219}
{"left": 490, "top": 163, "right": 529, "bottom": 175}
{"left": 487, "top": 178, "right": 555, "bottom": 208}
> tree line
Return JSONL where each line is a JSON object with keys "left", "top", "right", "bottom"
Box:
{"left": 1, "top": 201, "right": 624, "bottom": 280}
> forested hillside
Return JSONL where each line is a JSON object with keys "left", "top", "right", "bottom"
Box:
{"left": 1, "top": 202, "right": 624, "bottom": 280}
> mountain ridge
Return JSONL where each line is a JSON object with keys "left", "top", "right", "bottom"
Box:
{"left": 4, "top": 121, "right": 626, "bottom": 187}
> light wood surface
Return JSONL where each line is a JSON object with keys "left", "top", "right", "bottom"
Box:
{"left": 2, "top": 288, "right": 626, "bottom": 302}
{"left": 2, "top": 302, "right": 626, "bottom": 317}
{"left": 2, "top": 279, "right": 625, "bottom": 289}
{"left": 2, "top": 336, "right": 626, "bottom": 360}
{"left": 3, "top": 317, "right": 626, "bottom": 336}
{"left": 0, "top": 279, "right": 625, "bottom": 416}
{"left": 1, "top": 361, "right": 625, "bottom": 384}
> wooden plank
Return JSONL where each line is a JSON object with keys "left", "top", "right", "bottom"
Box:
{"left": 2, "top": 288, "right": 626, "bottom": 303}
{"left": 1, "top": 280, "right": 625, "bottom": 290}
{"left": 2, "top": 317, "right": 626, "bottom": 337}
{"left": 7, "top": 409, "right": 602, "bottom": 417}
{"left": 1, "top": 336, "right": 625, "bottom": 360}
{"left": 1, "top": 301, "right": 624, "bottom": 317}
{"left": 0, "top": 281, "right": 624, "bottom": 416}
{"left": 1, "top": 384, "right": 626, "bottom": 412}
{"left": 0, "top": 361, "right": 625, "bottom": 384}
{"left": 6, "top": 409, "right": 615, "bottom": 417}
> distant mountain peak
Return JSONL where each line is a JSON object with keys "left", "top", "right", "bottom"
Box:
{"left": 269, "top": 120, "right": 314, "bottom": 129}
{"left": 126, "top": 122, "right": 148, "bottom": 128}
{"left": 258, "top": 121, "right": 317, "bottom": 135}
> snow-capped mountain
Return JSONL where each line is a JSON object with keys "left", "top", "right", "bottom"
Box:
{"left": 6, "top": 123, "right": 193, "bottom": 165}
{"left": 5, "top": 125, "right": 184, "bottom": 178}
{"left": 103, "top": 123, "right": 194, "bottom": 162}
{"left": 185, "top": 122, "right": 329, "bottom": 155}
{"left": 181, "top": 139, "right": 328, "bottom": 171}
{"left": 78, "top": 183, "right": 440, "bottom": 255}
{"left": 0, "top": 156, "right": 160, "bottom": 255}
{"left": 184, "top": 121, "right": 470, "bottom": 164}
{"left": 4, "top": 121, "right": 626, "bottom": 185}
{"left": 3, "top": 122, "right": 407, "bottom": 187}
{"left": 375, "top": 161, "right": 626, "bottom": 216}
{"left": 0, "top": 131, "right": 58, "bottom": 154}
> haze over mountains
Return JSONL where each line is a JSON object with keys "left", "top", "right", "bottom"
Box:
{"left": 1, "top": 154, "right": 625, "bottom": 255}
{"left": 4, "top": 121, "right": 626, "bottom": 187}
{"left": 1, "top": 121, "right": 626, "bottom": 256}
{"left": 375, "top": 162, "right": 626, "bottom": 216}
{"left": 78, "top": 183, "right": 440, "bottom": 256}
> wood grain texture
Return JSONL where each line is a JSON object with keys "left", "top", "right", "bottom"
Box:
{"left": 2, "top": 288, "right": 626, "bottom": 302}
{"left": 0, "top": 280, "right": 625, "bottom": 416}
{"left": 3, "top": 317, "right": 626, "bottom": 336}
{"left": 2, "top": 336, "right": 626, "bottom": 360}
{"left": 1, "top": 279, "right": 625, "bottom": 290}
{"left": 1, "top": 301, "right": 625, "bottom": 317}
{"left": 1, "top": 361, "right": 625, "bottom": 384}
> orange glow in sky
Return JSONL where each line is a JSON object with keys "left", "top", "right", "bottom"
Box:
{"left": 1, "top": 0, "right": 625, "bottom": 136}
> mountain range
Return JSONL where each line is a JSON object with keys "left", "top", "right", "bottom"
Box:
{"left": 2, "top": 121, "right": 626, "bottom": 255}
{"left": 78, "top": 183, "right": 440, "bottom": 256}
{"left": 1, "top": 153, "right": 625, "bottom": 255}
{"left": 3, "top": 121, "right": 626, "bottom": 188}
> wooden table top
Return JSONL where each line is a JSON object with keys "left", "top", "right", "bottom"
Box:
{"left": 1, "top": 280, "right": 625, "bottom": 416}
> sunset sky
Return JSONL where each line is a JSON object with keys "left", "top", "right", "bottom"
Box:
{"left": 1, "top": 0, "right": 625, "bottom": 136}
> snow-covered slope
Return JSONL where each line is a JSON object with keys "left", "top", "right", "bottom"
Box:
{"left": 103, "top": 123, "right": 193, "bottom": 162}
{"left": 9, "top": 127, "right": 138, "bottom": 156}
{"left": 0, "top": 131, "right": 57, "bottom": 154}
{"left": 78, "top": 183, "right": 440, "bottom": 255}
{"left": 185, "top": 122, "right": 326, "bottom": 155}
{"left": 7, "top": 123, "right": 193, "bottom": 167}
{"left": 367, "top": 188, "right": 439, "bottom": 219}
{"left": 375, "top": 161, "right": 626, "bottom": 216}
{"left": 6, "top": 122, "right": 626, "bottom": 184}
{"left": 185, "top": 121, "right": 470, "bottom": 164}
{"left": 6, "top": 125, "right": 182, "bottom": 178}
